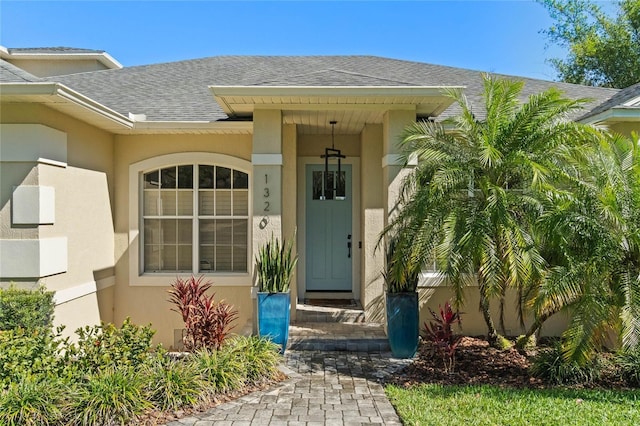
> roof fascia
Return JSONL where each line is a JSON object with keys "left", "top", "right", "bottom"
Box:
{"left": 130, "top": 121, "right": 253, "bottom": 134}
{"left": 580, "top": 107, "right": 640, "bottom": 124}
{"left": 1, "top": 82, "right": 133, "bottom": 129}
{"left": 0, "top": 48, "right": 122, "bottom": 69}
{"left": 210, "top": 85, "right": 464, "bottom": 97}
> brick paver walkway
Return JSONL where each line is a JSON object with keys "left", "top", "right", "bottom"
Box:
{"left": 166, "top": 350, "right": 411, "bottom": 425}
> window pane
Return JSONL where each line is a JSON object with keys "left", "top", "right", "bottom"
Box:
{"left": 216, "top": 191, "right": 231, "bottom": 215}
{"left": 161, "top": 167, "right": 176, "bottom": 189}
{"left": 199, "top": 219, "right": 215, "bottom": 245}
{"left": 216, "top": 248, "right": 232, "bottom": 271}
{"left": 216, "top": 220, "right": 232, "bottom": 245}
{"left": 160, "top": 191, "right": 176, "bottom": 215}
{"left": 162, "top": 245, "right": 177, "bottom": 270}
{"left": 216, "top": 167, "right": 231, "bottom": 189}
{"left": 233, "top": 191, "right": 248, "bottom": 216}
{"left": 233, "top": 219, "right": 248, "bottom": 244}
{"left": 177, "top": 191, "right": 193, "bottom": 215}
{"left": 162, "top": 219, "right": 177, "bottom": 244}
{"left": 199, "top": 246, "right": 214, "bottom": 272}
{"left": 336, "top": 171, "right": 346, "bottom": 199}
{"left": 326, "top": 172, "right": 335, "bottom": 200}
{"left": 199, "top": 191, "right": 214, "bottom": 215}
{"left": 313, "top": 171, "right": 323, "bottom": 200}
{"left": 144, "top": 170, "right": 159, "bottom": 189}
{"left": 233, "top": 170, "right": 248, "bottom": 189}
{"left": 199, "top": 165, "right": 214, "bottom": 189}
{"left": 177, "top": 165, "right": 193, "bottom": 189}
{"left": 144, "top": 245, "right": 160, "bottom": 272}
{"left": 177, "top": 220, "right": 192, "bottom": 244}
{"left": 143, "top": 191, "right": 159, "bottom": 216}
{"left": 144, "top": 219, "right": 161, "bottom": 244}
{"left": 178, "top": 245, "right": 192, "bottom": 270}
{"left": 233, "top": 246, "right": 247, "bottom": 271}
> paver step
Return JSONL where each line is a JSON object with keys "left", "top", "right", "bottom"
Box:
{"left": 295, "top": 302, "right": 365, "bottom": 323}
{"left": 288, "top": 321, "right": 389, "bottom": 352}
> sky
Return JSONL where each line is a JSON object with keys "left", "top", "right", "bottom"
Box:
{"left": 0, "top": 1, "right": 571, "bottom": 81}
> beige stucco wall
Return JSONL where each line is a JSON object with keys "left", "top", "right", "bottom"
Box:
{"left": 359, "top": 124, "right": 385, "bottom": 322}
{"left": 113, "top": 133, "right": 254, "bottom": 347}
{"left": 608, "top": 122, "right": 639, "bottom": 137}
{"left": 6, "top": 58, "right": 110, "bottom": 77}
{"left": 418, "top": 283, "right": 568, "bottom": 337}
{"left": 0, "top": 103, "right": 116, "bottom": 339}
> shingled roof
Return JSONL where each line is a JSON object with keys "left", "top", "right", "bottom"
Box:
{"left": 42, "top": 55, "right": 620, "bottom": 122}
{"left": 0, "top": 59, "right": 40, "bottom": 82}
{"left": 579, "top": 82, "right": 640, "bottom": 121}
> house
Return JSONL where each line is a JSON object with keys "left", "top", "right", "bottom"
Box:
{"left": 1, "top": 47, "right": 637, "bottom": 347}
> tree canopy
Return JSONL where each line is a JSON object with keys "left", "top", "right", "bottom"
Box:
{"left": 539, "top": 0, "right": 640, "bottom": 88}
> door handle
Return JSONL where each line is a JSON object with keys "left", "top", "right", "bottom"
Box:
{"left": 347, "top": 234, "right": 352, "bottom": 258}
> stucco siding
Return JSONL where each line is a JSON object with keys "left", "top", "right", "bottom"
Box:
{"left": 113, "top": 133, "right": 254, "bottom": 347}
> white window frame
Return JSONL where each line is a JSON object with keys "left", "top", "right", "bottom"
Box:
{"left": 129, "top": 152, "right": 252, "bottom": 286}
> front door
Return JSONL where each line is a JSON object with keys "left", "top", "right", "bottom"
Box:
{"left": 305, "top": 164, "right": 352, "bottom": 292}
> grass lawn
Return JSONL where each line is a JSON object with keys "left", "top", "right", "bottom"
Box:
{"left": 386, "top": 384, "right": 640, "bottom": 425}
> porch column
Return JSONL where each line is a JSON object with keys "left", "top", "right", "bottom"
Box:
{"left": 381, "top": 109, "right": 416, "bottom": 324}
{"left": 360, "top": 123, "right": 385, "bottom": 322}
{"left": 252, "top": 109, "right": 283, "bottom": 272}
{"left": 282, "top": 123, "right": 297, "bottom": 319}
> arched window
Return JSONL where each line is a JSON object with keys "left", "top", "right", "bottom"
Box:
{"left": 141, "top": 163, "right": 249, "bottom": 273}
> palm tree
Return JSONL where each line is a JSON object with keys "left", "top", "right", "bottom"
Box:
{"left": 526, "top": 131, "right": 640, "bottom": 363}
{"left": 383, "top": 74, "right": 597, "bottom": 346}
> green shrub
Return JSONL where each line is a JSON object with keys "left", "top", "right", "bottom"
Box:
{"left": 255, "top": 233, "right": 298, "bottom": 293}
{"left": 0, "top": 376, "right": 65, "bottom": 426}
{"left": 67, "top": 318, "right": 158, "bottom": 374}
{"left": 228, "top": 335, "right": 281, "bottom": 381}
{"left": 0, "top": 327, "right": 71, "bottom": 386}
{"left": 194, "top": 346, "right": 247, "bottom": 393}
{"left": 0, "top": 285, "right": 54, "bottom": 330}
{"left": 616, "top": 347, "right": 640, "bottom": 387}
{"left": 65, "top": 367, "right": 151, "bottom": 425}
{"left": 530, "top": 342, "right": 603, "bottom": 385}
{"left": 143, "top": 355, "right": 205, "bottom": 411}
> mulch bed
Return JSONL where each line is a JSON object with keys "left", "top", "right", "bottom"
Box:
{"left": 389, "top": 337, "right": 628, "bottom": 390}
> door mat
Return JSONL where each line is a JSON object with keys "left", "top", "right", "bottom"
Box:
{"left": 305, "top": 299, "right": 358, "bottom": 308}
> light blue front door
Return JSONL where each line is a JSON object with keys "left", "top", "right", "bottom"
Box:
{"left": 305, "top": 164, "right": 352, "bottom": 292}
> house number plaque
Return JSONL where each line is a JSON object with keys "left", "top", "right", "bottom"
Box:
{"left": 263, "top": 173, "right": 270, "bottom": 212}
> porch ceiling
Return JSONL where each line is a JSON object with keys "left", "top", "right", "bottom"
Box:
{"left": 209, "top": 85, "right": 463, "bottom": 135}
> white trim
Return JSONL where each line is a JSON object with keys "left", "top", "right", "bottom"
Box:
{"left": 0, "top": 237, "right": 67, "bottom": 278}
{"left": 0, "top": 83, "right": 133, "bottom": 130}
{"left": 580, "top": 107, "right": 640, "bottom": 124}
{"left": 12, "top": 185, "right": 55, "bottom": 225}
{"left": 210, "top": 85, "right": 465, "bottom": 97}
{"left": 251, "top": 154, "right": 283, "bottom": 165}
{"left": 0, "top": 47, "right": 123, "bottom": 70}
{"left": 128, "top": 152, "right": 253, "bottom": 287}
{"left": 96, "top": 275, "right": 116, "bottom": 291}
{"left": 622, "top": 96, "right": 640, "bottom": 107}
{"left": 381, "top": 153, "right": 418, "bottom": 168}
{"left": 130, "top": 121, "right": 253, "bottom": 134}
{"left": 52, "top": 276, "right": 115, "bottom": 305}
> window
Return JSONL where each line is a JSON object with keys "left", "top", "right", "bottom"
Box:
{"left": 142, "top": 164, "right": 249, "bottom": 273}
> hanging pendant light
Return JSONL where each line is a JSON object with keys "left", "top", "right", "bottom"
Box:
{"left": 321, "top": 120, "right": 345, "bottom": 200}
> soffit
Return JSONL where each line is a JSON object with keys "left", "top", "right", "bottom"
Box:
{"left": 210, "top": 86, "right": 461, "bottom": 135}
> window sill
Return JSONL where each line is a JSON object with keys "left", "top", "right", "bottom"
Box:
{"left": 130, "top": 273, "right": 252, "bottom": 287}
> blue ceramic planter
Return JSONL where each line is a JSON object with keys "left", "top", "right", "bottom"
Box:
{"left": 257, "top": 292, "right": 291, "bottom": 353}
{"left": 386, "top": 292, "right": 419, "bottom": 358}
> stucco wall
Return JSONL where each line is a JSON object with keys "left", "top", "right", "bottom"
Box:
{"left": 608, "top": 122, "right": 639, "bottom": 137}
{"left": 418, "top": 281, "right": 568, "bottom": 337}
{"left": 113, "top": 133, "right": 254, "bottom": 347}
{"left": 0, "top": 103, "right": 115, "bottom": 339}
